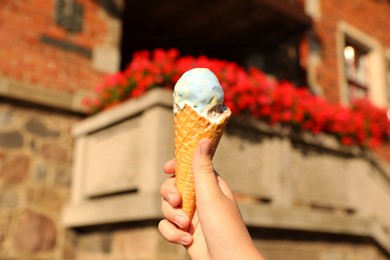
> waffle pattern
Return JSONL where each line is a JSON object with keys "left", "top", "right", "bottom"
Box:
{"left": 174, "top": 105, "right": 230, "bottom": 219}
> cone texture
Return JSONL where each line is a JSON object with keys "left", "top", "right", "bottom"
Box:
{"left": 174, "top": 105, "right": 230, "bottom": 219}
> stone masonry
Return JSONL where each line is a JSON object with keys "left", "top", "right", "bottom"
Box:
{"left": 0, "top": 102, "right": 80, "bottom": 259}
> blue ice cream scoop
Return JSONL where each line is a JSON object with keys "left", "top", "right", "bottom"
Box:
{"left": 173, "top": 68, "right": 226, "bottom": 118}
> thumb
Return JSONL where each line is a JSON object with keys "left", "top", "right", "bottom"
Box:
{"left": 192, "top": 138, "right": 222, "bottom": 199}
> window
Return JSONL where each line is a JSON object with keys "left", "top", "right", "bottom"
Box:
{"left": 337, "top": 22, "right": 385, "bottom": 106}
{"left": 343, "top": 39, "right": 371, "bottom": 100}
{"left": 55, "top": 0, "right": 83, "bottom": 32}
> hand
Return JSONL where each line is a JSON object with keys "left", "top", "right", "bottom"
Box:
{"left": 158, "top": 138, "right": 265, "bottom": 259}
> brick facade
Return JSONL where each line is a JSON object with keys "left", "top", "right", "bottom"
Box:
{"left": 0, "top": 0, "right": 107, "bottom": 95}
{"left": 314, "top": 0, "right": 390, "bottom": 103}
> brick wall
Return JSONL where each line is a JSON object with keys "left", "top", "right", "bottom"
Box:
{"left": 0, "top": 0, "right": 107, "bottom": 95}
{"left": 314, "top": 0, "right": 390, "bottom": 103}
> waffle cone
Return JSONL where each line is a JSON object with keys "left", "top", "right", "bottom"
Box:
{"left": 174, "top": 105, "right": 231, "bottom": 219}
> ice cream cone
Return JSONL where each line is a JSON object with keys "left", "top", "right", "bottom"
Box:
{"left": 174, "top": 104, "right": 231, "bottom": 219}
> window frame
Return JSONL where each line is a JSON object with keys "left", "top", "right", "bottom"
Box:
{"left": 336, "top": 21, "right": 386, "bottom": 107}
{"left": 385, "top": 50, "right": 390, "bottom": 107}
{"left": 343, "top": 39, "right": 371, "bottom": 100}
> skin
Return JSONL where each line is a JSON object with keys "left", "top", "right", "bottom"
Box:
{"left": 158, "top": 138, "right": 265, "bottom": 260}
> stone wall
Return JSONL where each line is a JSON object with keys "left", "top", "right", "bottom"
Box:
{"left": 60, "top": 225, "right": 389, "bottom": 260}
{"left": 255, "top": 236, "right": 388, "bottom": 260}
{"left": 0, "top": 101, "right": 81, "bottom": 259}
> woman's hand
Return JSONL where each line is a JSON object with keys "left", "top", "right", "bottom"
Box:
{"left": 158, "top": 139, "right": 265, "bottom": 260}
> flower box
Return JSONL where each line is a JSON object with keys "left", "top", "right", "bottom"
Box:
{"left": 63, "top": 88, "right": 390, "bottom": 254}
{"left": 63, "top": 89, "right": 174, "bottom": 226}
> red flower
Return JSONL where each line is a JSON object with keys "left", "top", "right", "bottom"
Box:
{"left": 83, "top": 48, "right": 390, "bottom": 149}
{"left": 341, "top": 136, "right": 354, "bottom": 146}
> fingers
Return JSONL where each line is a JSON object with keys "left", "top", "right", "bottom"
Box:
{"left": 158, "top": 219, "right": 193, "bottom": 246}
{"left": 163, "top": 159, "right": 175, "bottom": 175}
{"left": 161, "top": 198, "right": 190, "bottom": 230}
{"left": 160, "top": 177, "right": 190, "bottom": 230}
{"left": 160, "top": 177, "right": 181, "bottom": 207}
{"left": 159, "top": 173, "right": 192, "bottom": 245}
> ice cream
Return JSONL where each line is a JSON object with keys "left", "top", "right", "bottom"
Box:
{"left": 173, "top": 68, "right": 228, "bottom": 121}
{"left": 173, "top": 68, "right": 231, "bottom": 220}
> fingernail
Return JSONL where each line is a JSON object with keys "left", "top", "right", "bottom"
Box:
{"left": 200, "top": 140, "right": 212, "bottom": 155}
{"left": 180, "top": 235, "right": 191, "bottom": 245}
{"left": 175, "top": 214, "right": 186, "bottom": 228}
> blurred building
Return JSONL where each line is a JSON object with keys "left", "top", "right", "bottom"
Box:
{"left": 0, "top": 0, "right": 389, "bottom": 259}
